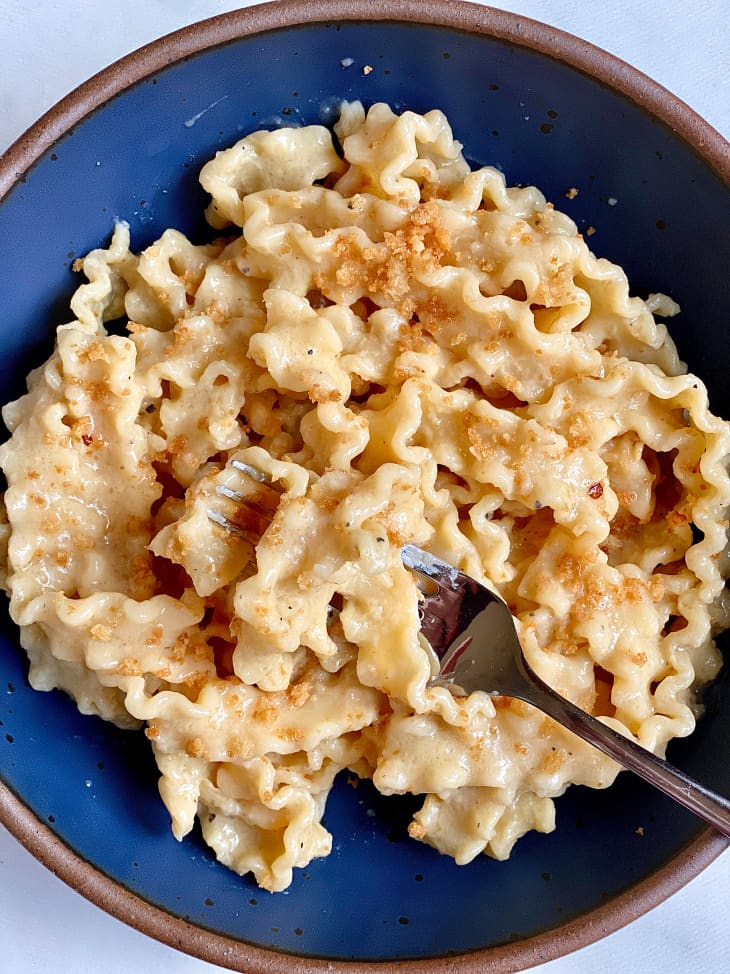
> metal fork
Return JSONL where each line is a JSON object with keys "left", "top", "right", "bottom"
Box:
{"left": 210, "top": 460, "right": 730, "bottom": 836}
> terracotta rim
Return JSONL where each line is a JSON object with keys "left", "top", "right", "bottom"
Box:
{"left": 1, "top": 2, "right": 728, "bottom": 972}
{"left": 2, "top": 0, "right": 728, "bottom": 195}
{"left": 3, "top": 780, "right": 727, "bottom": 974}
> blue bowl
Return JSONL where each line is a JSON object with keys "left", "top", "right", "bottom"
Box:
{"left": 1, "top": 3, "right": 728, "bottom": 971}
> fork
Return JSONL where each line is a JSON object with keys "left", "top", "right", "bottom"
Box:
{"left": 210, "top": 459, "right": 730, "bottom": 837}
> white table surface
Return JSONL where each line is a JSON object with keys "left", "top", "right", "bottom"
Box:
{"left": 0, "top": 2, "right": 728, "bottom": 972}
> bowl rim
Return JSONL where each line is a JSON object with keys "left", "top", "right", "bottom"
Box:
{"left": 0, "top": 1, "right": 728, "bottom": 972}
{"left": 2, "top": 0, "right": 728, "bottom": 197}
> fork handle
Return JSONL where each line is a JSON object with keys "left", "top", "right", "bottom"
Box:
{"left": 523, "top": 665, "right": 730, "bottom": 837}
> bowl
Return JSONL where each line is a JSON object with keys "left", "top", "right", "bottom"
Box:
{"left": 1, "top": 2, "right": 729, "bottom": 971}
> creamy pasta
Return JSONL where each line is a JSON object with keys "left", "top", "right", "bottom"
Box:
{"left": 1, "top": 102, "right": 729, "bottom": 892}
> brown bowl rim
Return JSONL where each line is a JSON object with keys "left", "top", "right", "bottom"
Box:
{"left": 1, "top": 2, "right": 729, "bottom": 972}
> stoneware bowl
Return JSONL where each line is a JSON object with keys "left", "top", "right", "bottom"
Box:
{"left": 1, "top": 2, "right": 728, "bottom": 971}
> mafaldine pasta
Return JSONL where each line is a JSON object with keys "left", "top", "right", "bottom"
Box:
{"left": 1, "top": 102, "right": 729, "bottom": 891}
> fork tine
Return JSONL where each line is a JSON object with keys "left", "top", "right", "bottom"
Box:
{"left": 230, "top": 459, "right": 273, "bottom": 484}
{"left": 207, "top": 508, "right": 259, "bottom": 543}
{"left": 215, "top": 482, "right": 280, "bottom": 516}
{"left": 216, "top": 483, "right": 246, "bottom": 503}
{"left": 401, "top": 544, "right": 459, "bottom": 590}
{"left": 208, "top": 459, "right": 283, "bottom": 543}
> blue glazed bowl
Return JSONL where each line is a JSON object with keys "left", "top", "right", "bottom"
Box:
{"left": 1, "top": 3, "right": 728, "bottom": 971}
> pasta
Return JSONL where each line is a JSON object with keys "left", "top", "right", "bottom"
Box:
{"left": 1, "top": 101, "right": 729, "bottom": 892}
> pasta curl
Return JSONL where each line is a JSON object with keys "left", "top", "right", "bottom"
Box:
{"left": 2, "top": 102, "right": 728, "bottom": 890}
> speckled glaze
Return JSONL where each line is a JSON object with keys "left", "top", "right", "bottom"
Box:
{"left": 1, "top": 3, "right": 729, "bottom": 972}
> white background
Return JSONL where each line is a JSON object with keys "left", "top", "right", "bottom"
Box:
{"left": 0, "top": 2, "right": 728, "bottom": 972}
